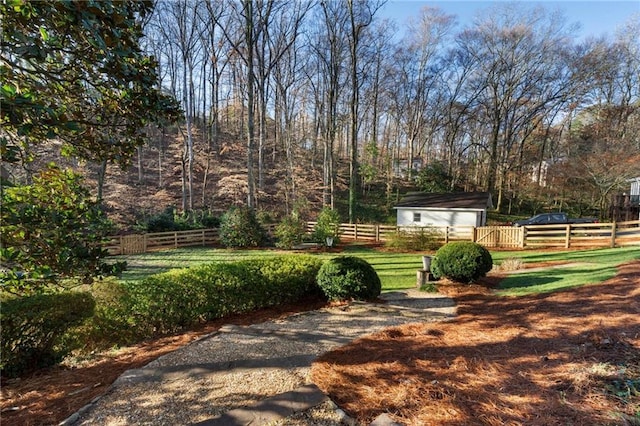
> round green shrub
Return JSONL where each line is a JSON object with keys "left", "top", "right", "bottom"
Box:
{"left": 431, "top": 242, "right": 493, "bottom": 283}
{"left": 219, "top": 206, "right": 267, "bottom": 248}
{"left": 316, "top": 256, "right": 381, "bottom": 301}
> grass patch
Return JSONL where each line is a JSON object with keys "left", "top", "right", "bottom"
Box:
{"left": 117, "top": 246, "right": 430, "bottom": 291}
{"left": 114, "top": 245, "right": 640, "bottom": 295}
{"left": 118, "top": 248, "right": 286, "bottom": 281}
{"left": 492, "top": 247, "right": 640, "bottom": 296}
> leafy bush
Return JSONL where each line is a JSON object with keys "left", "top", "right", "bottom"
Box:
{"left": 73, "top": 279, "right": 140, "bottom": 349}
{"left": 316, "top": 256, "right": 381, "bottom": 301}
{"left": 219, "top": 206, "right": 267, "bottom": 248}
{"left": 431, "top": 242, "right": 493, "bottom": 283}
{"left": 312, "top": 207, "right": 341, "bottom": 246}
{"left": 416, "top": 161, "right": 456, "bottom": 192}
{"left": 1, "top": 291, "right": 95, "bottom": 377}
{"left": 275, "top": 215, "right": 307, "bottom": 249}
{"left": 0, "top": 166, "right": 115, "bottom": 295}
{"left": 384, "top": 228, "right": 442, "bottom": 252}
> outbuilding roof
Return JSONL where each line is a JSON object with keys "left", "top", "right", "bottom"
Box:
{"left": 394, "top": 192, "right": 493, "bottom": 210}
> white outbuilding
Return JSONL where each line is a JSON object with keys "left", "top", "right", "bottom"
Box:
{"left": 394, "top": 192, "right": 493, "bottom": 228}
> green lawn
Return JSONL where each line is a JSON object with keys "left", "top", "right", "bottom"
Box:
{"left": 114, "top": 245, "right": 640, "bottom": 296}
{"left": 491, "top": 246, "right": 640, "bottom": 296}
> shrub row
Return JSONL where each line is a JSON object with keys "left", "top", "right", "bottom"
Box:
{"left": 88, "top": 255, "right": 325, "bottom": 342}
{"left": 0, "top": 253, "right": 385, "bottom": 377}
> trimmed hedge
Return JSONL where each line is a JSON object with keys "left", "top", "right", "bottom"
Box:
{"left": 1, "top": 292, "right": 95, "bottom": 377}
{"left": 316, "top": 256, "right": 381, "bottom": 301}
{"left": 1, "top": 255, "right": 325, "bottom": 377}
{"left": 120, "top": 255, "right": 324, "bottom": 337}
{"left": 431, "top": 241, "right": 493, "bottom": 283}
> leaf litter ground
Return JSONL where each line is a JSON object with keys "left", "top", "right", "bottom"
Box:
{"left": 312, "top": 261, "right": 640, "bottom": 425}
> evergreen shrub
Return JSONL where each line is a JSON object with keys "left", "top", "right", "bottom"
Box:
{"left": 275, "top": 215, "right": 307, "bottom": 249}
{"left": 316, "top": 256, "right": 381, "bottom": 301}
{"left": 1, "top": 291, "right": 95, "bottom": 377}
{"left": 138, "top": 207, "right": 220, "bottom": 232}
{"left": 219, "top": 206, "right": 267, "bottom": 248}
{"left": 431, "top": 242, "right": 493, "bottom": 283}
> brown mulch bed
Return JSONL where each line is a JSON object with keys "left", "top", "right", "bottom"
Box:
{"left": 311, "top": 261, "right": 640, "bottom": 425}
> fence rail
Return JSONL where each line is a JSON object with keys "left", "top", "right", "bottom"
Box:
{"left": 105, "top": 220, "right": 640, "bottom": 255}
{"left": 104, "top": 229, "right": 219, "bottom": 255}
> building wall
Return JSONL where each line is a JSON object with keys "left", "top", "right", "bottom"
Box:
{"left": 630, "top": 177, "right": 640, "bottom": 197}
{"left": 396, "top": 208, "right": 483, "bottom": 227}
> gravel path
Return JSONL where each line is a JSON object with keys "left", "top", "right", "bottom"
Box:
{"left": 67, "top": 290, "right": 456, "bottom": 426}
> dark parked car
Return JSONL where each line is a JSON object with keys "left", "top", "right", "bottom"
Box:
{"left": 512, "top": 212, "right": 598, "bottom": 227}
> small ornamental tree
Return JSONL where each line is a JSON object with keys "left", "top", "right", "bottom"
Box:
{"left": 275, "top": 214, "right": 307, "bottom": 249}
{"left": 0, "top": 166, "right": 118, "bottom": 295}
{"left": 312, "top": 207, "right": 341, "bottom": 246}
{"left": 219, "top": 206, "right": 267, "bottom": 248}
{"left": 431, "top": 242, "right": 493, "bottom": 283}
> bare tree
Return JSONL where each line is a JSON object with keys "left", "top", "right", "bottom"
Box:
{"left": 152, "top": 0, "right": 202, "bottom": 211}
{"left": 310, "top": 2, "right": 350, "bottom": 209}
{"left": 457, "top": 4, "right": 579, "bottom": 209}
{"left": 345, "top": 0, "right": 383, "bottom": 223}
{"left": 253, "top": 1, "right": 310, "bottom": 194}
{"left": 198, "top": 1, "right": 232, "bottom": 206}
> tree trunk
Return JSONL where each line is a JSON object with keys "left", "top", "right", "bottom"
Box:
{"left": 245, "top": 0, "right": 256, "bottom": 208}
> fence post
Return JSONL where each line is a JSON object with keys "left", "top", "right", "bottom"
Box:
{"left": 610, "top": 222, "right": 617, "bottom": 248}
{"left": 375, "top": 224, "right": 380, "bottom": 242}
{"left": 565, "top": 225, "right": 571, "bottom": 249}
{"left": 520, "top": 227, "right": 525, "bottom": 248}
{"left": 472, "top": 227, "right": 478, "bottom": 243}
{"left": 174, "top": 232, "right": 178, "bottom": 248}
{"left": 143, "top": 234, "right": 148, "bottom": 253}
{"left": 354, "top": 223, "right": 358, "bottom": 241}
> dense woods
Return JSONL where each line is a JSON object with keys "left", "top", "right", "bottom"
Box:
{"left": 2, "top": 0, "right": 639, "bottom": 227}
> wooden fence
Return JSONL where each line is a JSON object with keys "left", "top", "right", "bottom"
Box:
{"left": 104, "top": 229, "right": 219, "bottom": 255}
{"left": 521, "top": 220, "right": 640, "bottom": 249}
{"left": 105, "top": 220, "right": 640, "bottom": 255}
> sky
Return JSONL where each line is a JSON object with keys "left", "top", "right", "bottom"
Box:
{"left": 380, "top": 0, "right": 640, "bottom": 40}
